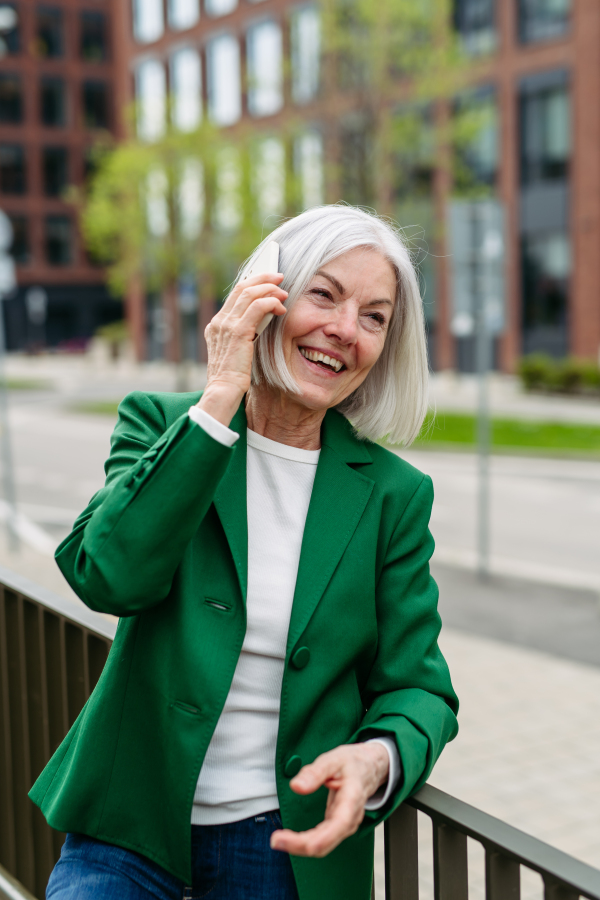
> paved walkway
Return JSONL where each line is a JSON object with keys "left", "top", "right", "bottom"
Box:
{"left": 374, "top": 628, "right": 600, "bottom": 900}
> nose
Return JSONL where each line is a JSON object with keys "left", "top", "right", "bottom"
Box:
{"left": 322, "top": 303, "right": 359, "bottom": 345}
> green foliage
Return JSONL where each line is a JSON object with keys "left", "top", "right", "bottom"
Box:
{"left": 518, "top": 355, "right": 600, "bottom": 396}
{"left": 95, "top": 320, "right": 129, "bottom": 344}
{"left": 413, "top": 411, "right": 600, "bottom": 457}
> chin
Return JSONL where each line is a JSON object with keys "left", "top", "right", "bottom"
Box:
{"left": 293, "top": 381, "right": 340, "bottom": 412}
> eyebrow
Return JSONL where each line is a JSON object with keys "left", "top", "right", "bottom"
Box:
{"left": 315, "top": 270, "right": 394, "bottom": 308}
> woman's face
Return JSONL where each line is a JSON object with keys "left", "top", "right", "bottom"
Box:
{"left": 281, "top": 247, "right": 396, "bottom": 412}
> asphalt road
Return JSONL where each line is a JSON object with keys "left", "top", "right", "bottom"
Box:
{"left": 3, "top": 378, "right": 600, "bottom": 666}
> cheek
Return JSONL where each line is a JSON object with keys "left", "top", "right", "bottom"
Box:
{"left": 282, "top": 300, "right": 323, "bottom": 343}
{"left": 356, "top": 332, "right": 387, "bottom": 372}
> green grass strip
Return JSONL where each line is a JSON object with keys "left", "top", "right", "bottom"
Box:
{"left": 71, "top": 401, "right": 121, "bottom": 417}
{"left": 415, "top": 412, "right": 600, "bottom": 455}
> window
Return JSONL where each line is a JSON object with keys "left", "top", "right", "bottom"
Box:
{"left": 291, "top": 6, "right": 320, "bottom": 104}
{"left": 40, "top": 77, "right": 66, "bottom": 126}
{"left": 1, "top": 4, "right": 20, "bottom": 54}
{"left": 168, "top": 0, "right": 199, "bottom": 30}
{"left": 80, "top": 11, "right": 108, "bottom": 61}
{"left": 7, "top": 215, "right": 29, "bottom": 264}
{"left": 170, "top": 48, "right": 202, "bottom": 131}
{"left": 132, "top": 0, "right": 163, "bottom": 43}
{"left": 146, "top": 168, "right": 170, "bottom": 237}
{"left": 253, "top": 138, "right": 285, "bottom": 220}
{"left": 178, "top": 159, "right": 204, "bottom": 239}
{"left": 339, "top": 117, "right": 373, "bottom": 206}
{"left": 294, "top": 131, "right": 324, "bottom": 209}
{"left": 520, "top": 79, "right": 569, "bottom": 185}
{"left": 453, "top": 0, "right": 496, "bottom": 55}
{"left": 206, "top": 35, "right": 241, "bottom": 126}
{"left": 454, "top": 87, "right": 498, "bottom": 191}
{"left": 45, "top": 215, "right": 72, "bottom": 265}
{"left": 43, "top": 146, "right": 68, "bottom": 196}
{"left": 0, "top": 74, "right": 23, "bottom": 123}
{"left": 83, "top": 80, "right": 109, "bottom": 128}
{"left": 246, "top": 21, "right": 283, "bottom": 117}
{"left": 36, "top": 6, "right": 64, "bottom": 58}
{"left": 522, "top": 231, "right": 570, "bottom": 356}
{"left": 519, "top": 0, "right": 570, "bottom": 43}
{"left": 0, "top": 144, "right": 26, "bottom": 193}
{"left": 205, "top": 0, "right": 237, "bottom": 17}
{"left": 135, "top": 59, "right": 166, "bottom": 140}
{"left": 214, "top": 147, "right": 241, "bottom": 230}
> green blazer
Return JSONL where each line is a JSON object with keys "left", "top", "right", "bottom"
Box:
{"left": 30, "top": 391, "right": 458, "bottom": 900}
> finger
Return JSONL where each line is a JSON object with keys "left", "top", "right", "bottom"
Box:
{"left": 239, "top": 295, "right": 287, "bottom": 332}
{"left": 221, "top": 273, "right": 284, "bottom": 314}
{"left": 229, "top": 283, "right": 288, "bottom": 319}
{"left": 290, "top": 750, "right": 346, "bottom": 795}
{"left": 270, "top": 801, "right": 362, "bottom": 858}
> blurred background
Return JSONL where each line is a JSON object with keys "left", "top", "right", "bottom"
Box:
{"left": 0, "top": 0, "right": 599, "bottom": 897}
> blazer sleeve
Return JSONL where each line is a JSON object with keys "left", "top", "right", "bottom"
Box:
{"left": 351, "top": 474, "right": 459, "bottom": 822}
{"left": 55, "top": 391, "right": 236, "bottom": 617}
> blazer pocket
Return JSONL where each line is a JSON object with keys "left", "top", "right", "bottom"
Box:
{"left": 171, "top": 700, "right": 200, "bottom": 716}
{"left": 204, "top": 597, "right": 232, "bottom": 612}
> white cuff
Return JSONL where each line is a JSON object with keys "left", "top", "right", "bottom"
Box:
{"left": 363, "top": 737, "right": 401, "bottom": 811}
{"left": 188, "top": 406, "right": 239, "bottom": 448}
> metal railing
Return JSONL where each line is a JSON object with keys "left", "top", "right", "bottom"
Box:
{"left": 1, "top": 566, "right": 599, "bottom": 900}
{"left": 0, "top": 566, "right": 115, "bottom": 899}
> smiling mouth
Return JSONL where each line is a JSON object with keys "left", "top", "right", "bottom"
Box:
{"left": 299, "top": 347, "right": 346, "bottom": 373}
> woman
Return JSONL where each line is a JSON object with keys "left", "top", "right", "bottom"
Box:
{"left": 31, "top": 205, "right": 458, "bottom": 900}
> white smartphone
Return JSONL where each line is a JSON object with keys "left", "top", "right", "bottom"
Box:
{"left": 247, "top": 240, "right": 280, "bottom": 336}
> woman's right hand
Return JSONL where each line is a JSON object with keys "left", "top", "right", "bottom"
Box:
{"left": 196, "top": 273, "right": 288, "bottom": 428}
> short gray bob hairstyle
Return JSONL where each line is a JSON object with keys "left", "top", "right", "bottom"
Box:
{"left": 238, "top": 204, "right": 429, "bottom": 446}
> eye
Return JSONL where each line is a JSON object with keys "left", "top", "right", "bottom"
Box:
{"left": 366, "top": 312, "right": 387, "bottom": 327}
{"left": 309, "top": 288, "right": 333, "bottom": 301}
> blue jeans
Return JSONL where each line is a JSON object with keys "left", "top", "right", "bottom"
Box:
{"left": 46, "top": 811, "right": 300, "bottom": 900}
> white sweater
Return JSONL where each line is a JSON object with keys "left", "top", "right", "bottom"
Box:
{"left": 188, "top": 407, "right": 400, "bottom": 825}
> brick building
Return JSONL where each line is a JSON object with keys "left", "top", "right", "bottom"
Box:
{"left": 0, "top": 0, "right": 121, "bottom": 350}
{"left": 3, "top": 0, "right": 599, "bottom": 370}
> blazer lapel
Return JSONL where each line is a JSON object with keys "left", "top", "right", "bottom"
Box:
{"left": 286, "top": 410, "right": 374, "bottom": 654}
{"left": 213, "top": 403, "right": 248, "bottom": 603}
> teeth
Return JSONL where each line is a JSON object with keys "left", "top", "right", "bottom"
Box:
{"left": 300, "top": 348, "right": 343, "bottom": 372}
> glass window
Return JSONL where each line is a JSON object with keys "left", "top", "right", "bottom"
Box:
{"left": 519, "top": 0, "right": 570, "bottom": 43}
{"left": 454, "top": 87, "right": 498, "bottom": 191}
{"left": 36, "top": 6, "right": 63, "bottom": 58}
{"left": 168, "top": 0, "right": 199, "bottom": 30}
{"left": 520, "top": 82, "right": 569, "bottom": 185}
{"left": 170, "top": 47, "right": 202, "bottom": 131}
{"left": 291, "top": 6, "right": 320, "bottom": 104}
{"left": 83, "top": 80, "right": 110, "bottom": 128}
{"left": 178, "top": 158, "right": 204, "bottom": 239}
{"left": 205, "top": 0, "right": 237, "bottom": 17}
{"left": 1, "top": 4, "right": 20, "bottom": 54}
{"left": 339, "top": 118, "right": 373, "bottom": 206}
{"left": 45, "top": 215, "right": 72, "bottom": 265}
{"left": 135, "top": 59, "right": 166, "bottom": 140}
{"left": 522, "top": 230, "right": 570, "bottom": 356}
{"left": 146, "top": 168, "right": 170, "bottom": 237}
{"left": 0, "top": 144, "right": 26, "bottom": 193}
{"left": 0, "top": 74, "right": 23, "bottom": 123}
{"left": 80, "top": 11, "right": 108, "bottom": 61}
{"left": 453, "top": 0, "right": 496, "bottom": 55}
{"left": 214, "top": 146, "right": 241, "bottom": 230}
{"left": 43, "top": 146, "right": 68, "bottom": 196}
{"left": 294, "top": 131, "right": 324, "bottom": 208}
{"left": 40, "top": 77, "right": 66, "bottom": 126}
{"left": 7, "top": 215, "right": 29, "bottom": 264}
{"left": 132, "top": 0, "right": 164, "bottom": 43}
{"left": 253, "top": 137, "right": 285, "bottom": 220}
{"left": 246, "top": 20, "right": 283, "bottom": 117}
{"left": 206, "top": 34, "right": 241, "bottom": 126}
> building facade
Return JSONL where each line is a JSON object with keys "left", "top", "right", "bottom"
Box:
{"left": 0, "top": 0, "right": 121, "bottom": 350}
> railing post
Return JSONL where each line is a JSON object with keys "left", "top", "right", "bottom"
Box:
{"left": 384, "top": 803, "right": 419, "bottom": 900}
{"left": 433, "top": 821, "right": 468, "bottom": 900}
{"left": 486, "top": 849, "right": 520, "bottom": 900}
{"left": 544, "top": 877, "right": 579, "bottom": 900}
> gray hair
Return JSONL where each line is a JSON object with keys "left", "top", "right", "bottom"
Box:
{"left": 238, "top": 204, "right": 429, "bottom": 446}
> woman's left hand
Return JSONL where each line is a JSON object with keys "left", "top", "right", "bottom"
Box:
{"left": 270, "top": 743, "right": 389, "bottom": 858}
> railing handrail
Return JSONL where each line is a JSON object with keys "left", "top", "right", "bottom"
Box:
{"left": 0, "top": 862, "right": 38, "bottom": 900}
{"left": 0, "top": 563, "right": 116, "bottom": 641}
{"left": 409, "top": 784, "right": 600, "bottom": 899}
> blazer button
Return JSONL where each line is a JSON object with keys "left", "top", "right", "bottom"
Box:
{"left": 284, "top": 756, "right": 302, "bottom": 778}
{"left": 291, "top": 647, "right": 310, "bottom": 670}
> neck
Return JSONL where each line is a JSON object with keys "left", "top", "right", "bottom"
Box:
{"left": 245, "top": 386, "right": 325, "bottom": 451}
